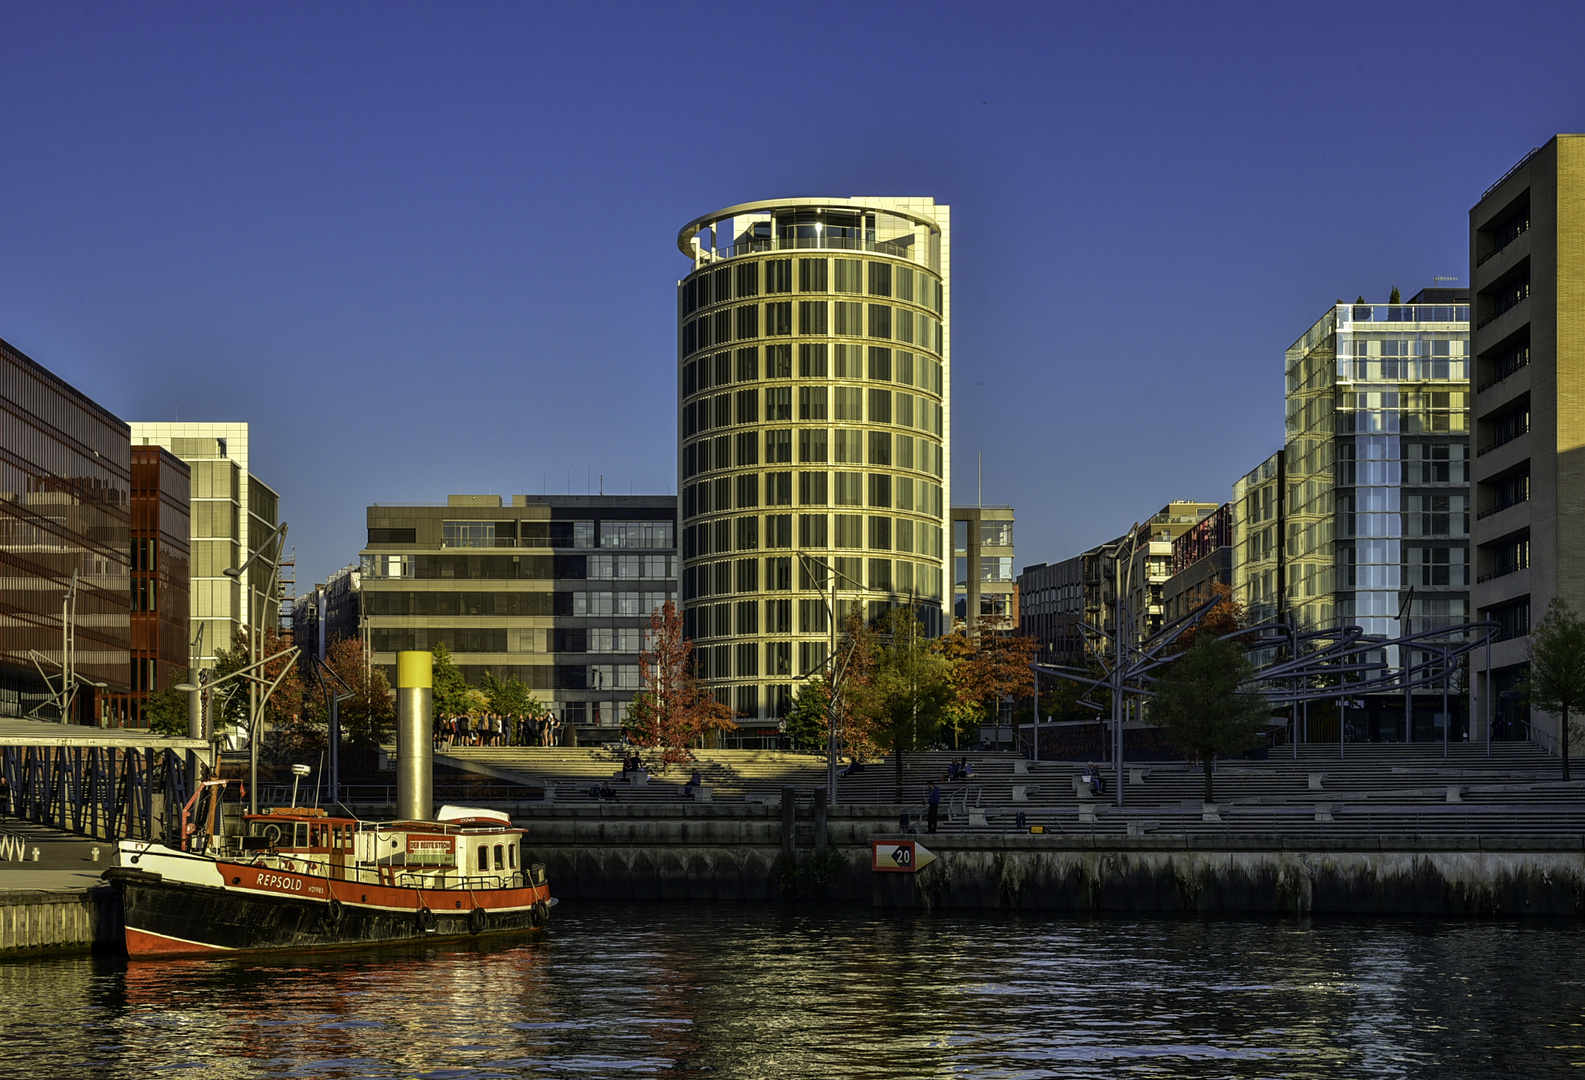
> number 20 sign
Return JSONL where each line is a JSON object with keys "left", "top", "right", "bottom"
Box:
{"left": 872, "top": 841, "right": 936, "bottom": 873}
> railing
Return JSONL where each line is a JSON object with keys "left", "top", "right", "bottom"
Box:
{"left": 1477, "top": 497, "right": 1528, "bottom": 521}
{"left": 1476, "top": 218, "right": 1530, "bottom": 267}
{"left": 1476, "top": 564, "right": 1526, "bottom": 584}
{"left": 694, "top": 234, "right": 934, "bottom": 269}
{"left": 1481, "top": 146, "right": 1541, "bottom": 201}
{"left": 1477, "top": 424, "right": 1529, "bottom": 456}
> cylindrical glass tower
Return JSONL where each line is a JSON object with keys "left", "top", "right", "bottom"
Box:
{"left": 675, "top": 197, "right": 951, "bottom": 741}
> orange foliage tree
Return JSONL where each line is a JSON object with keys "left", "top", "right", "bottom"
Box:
{"left": 625, "top": 601, "right": 736, "bottom": 764}
{"left": 936, "top": 616, "right": 1040, "bottom": 746}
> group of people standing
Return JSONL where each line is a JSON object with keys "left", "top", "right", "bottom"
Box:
{"left": 436, "top": 713, "right": 563, "bottom": 749}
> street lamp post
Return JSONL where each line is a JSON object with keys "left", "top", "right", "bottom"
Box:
{"left": 224, "top": 521, "right": 290, "bottom": 815}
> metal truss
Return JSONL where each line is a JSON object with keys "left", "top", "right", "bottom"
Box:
{"left": 0, "top": 744, "right": 196, "bottom": 844}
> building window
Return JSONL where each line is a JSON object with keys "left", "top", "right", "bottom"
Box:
{"left": 737, "top": 431, "right": 759, "bottom": 466}
{"left": 765, "top": 259, "right": 792, "bottom": 294}
{"left": 766, "top": 302, "right": 792, "bottom": 336}
{"left": 868, "top": 473, "right": 891, "bottom": 508}
{"left": 766, "top": 386, "right": 792, "bottom": 421}
{"left": 766, "top": 344, "right": 792, "bottom": 378}
{"left": 868, "top": 516, "right": 891, "bottom": 550}
{"left": 834, "top": 301, "right": 862, "bottom": 336}
{"left": 736, "top": 599, "right": 758, "bottom": 634}
{"left": 767, "top": 598, "right": 793, "bottom": 633}
{"left": 834, "top": 472, "right": 864, "bottom": 506}
{"left": 799, "top": 386, "right": 828, "bottom": 420}
{"left": 798, "top": 258, "right": 827, "bottom": 292}
{"left": 867, "top": 261, "right": 891, "bottom": 297}
{"left": 600, "top": 521, "right": 674, "bottom": 548}
{"left": 766, "top": 429, "right": 793, "bottom": 464}
{"left": 735, "top": 389, "right": 758, "bottom": 425}
{"left": 798, "top": 430, "right": 828, "bottom": 464}
{"left": 867, "top": 305, "right": 892, "bottom": 339}
{"left": 833, "top": 429, "right": 863, "bottom": 464}
{"left": 735, "top": 347, "right": 758, "bottom": 382}
{"left": 834, "top": 514, "right": 864, "bottom": 548}
{"left": 735, "top": 558, "right": 759, "bottom": 593}
{"left": 798, "top": 342, "right": 828, "bottom": 376}
{"left": 736, "top": 305, "right": 759, "bottom": 340}
{"left": 834, "top": 259, "right": 862, "bottom": 294}
{"left": 767, "top": 641, "right": 792, "bottom": 676}
{"left": 798, "top": 301, "right": 828, "bottom": 335}
{"left": 736, "top": 473, "right": 759, "bottom": 509}
{"left": 798, "top": 513, "right": 828, "bottom": 547}
{"left": 766, "top": 471, "right": 793, "bottom": 506}
{"left": 833, "top": 388, "right": 863, "bottom": 422}
{"left": 798, "top": 472, "right": 828, "bottom": 506}
{"left": 735, "top": 261, "right": 758, "bottom": 298}
{"left": 735, "top": 516, "right": 758, "bottom": 551}
{"left": 767, "top": 556, "right": 792, "bottom": 590}
{"left": 868, "top": 347, "right": 891, "bottom": 381}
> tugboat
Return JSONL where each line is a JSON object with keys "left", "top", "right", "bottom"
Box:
{"left": 105, "top": 779, "right": 553, "bottom": 958}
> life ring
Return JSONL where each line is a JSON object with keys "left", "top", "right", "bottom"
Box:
{"left": 416, "top": 905, "right": 437, "bottom": 932}
{"left": 264, "top": 824, "right": 281, "bottom": 846}
{"left": 468, "top": 907, "right": 488, "bottom": 935}
{"left": 324, "top": 898, "right": 344, "bottom": 927}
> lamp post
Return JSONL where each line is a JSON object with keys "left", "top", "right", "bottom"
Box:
{"left": 224, "top": 521, "right": 289, "bottom": 814}
{"left": 794, "top": 552, "right": 870, "bottom": 805}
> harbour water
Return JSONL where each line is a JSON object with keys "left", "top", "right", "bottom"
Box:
{"left": 0, "top": 903, "right": 1579, "bottom": 1078}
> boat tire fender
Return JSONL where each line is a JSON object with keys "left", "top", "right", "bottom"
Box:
{"left": 325, "top": 898, "right": 344, "bottom": 927}
{"left": 532, "top": 900, "right": 549, "bottom": 926}
{"left": 468, "top": 906, "right": 488, "bottom": 935}
{"left": 416, "top": 905, "right": 437, "bottom": 932}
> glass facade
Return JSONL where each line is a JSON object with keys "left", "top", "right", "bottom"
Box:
{"left": 1283, "top": 300, "right": 1471, "bottom": 643}
{"left": 677, "top": 199, "right": 950, "bottom": 734}
{"left": 1, "top": 336, "right": 133, "bottom": 720}
{"left": 1232, "top": 452, "right": 1285, "bottom": 627}
{"left": 121, "top": 445, "right": 191, "bottom": 726}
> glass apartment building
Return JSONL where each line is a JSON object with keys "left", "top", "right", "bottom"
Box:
{"left": 1232, "top": 451, "right": 1285, "bottom": 627}
{"left": 675, "top": 198, "right": 951, "bottom": 738}
{"left": 1283, "top": 291, "right": 1471, "bottom": 651}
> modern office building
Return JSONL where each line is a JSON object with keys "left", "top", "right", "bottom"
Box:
{"left": 360, "top": 494, "right": 677, "bottom": 743}
{"left": 1231, "top": 451, "right": 1286, "bottom": 627}
{"left": 953, "top": 505, "right": 1015, "bottom": 630}
{"left": 1283, "top": 289, "right": 1471, "bottom": 739}
{"left": 128, "top": 423, "right": 280, "bottom": 670}
{"left": 1, "top": 335, "right": 134, "bottom": 722}
{"left": 675, "top": 197, "right": 951, "bottom": 734}
{"left": 1018, "top": 555, "right": 1085, "bottom": 668}
{"left": 125, "top": 444, "right": 191, "bottom": 725}
{"left": 1469, "top": 135, "right": 1585, "bottom": 743}
{"left": 1162, "top": 503, "right": 1232, "bottom": 626}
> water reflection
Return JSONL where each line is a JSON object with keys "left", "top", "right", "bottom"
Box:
{"left": 0, "top": 908, "right": 1581, "bottom": 1078}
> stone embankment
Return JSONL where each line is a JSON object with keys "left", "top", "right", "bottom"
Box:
{"left": 518, "top": 797, "right": 1585, "bottom": 916}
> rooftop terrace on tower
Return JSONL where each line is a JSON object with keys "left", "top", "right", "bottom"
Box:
{"left": 677, "top": 197, "right": 946, "bottom": 272}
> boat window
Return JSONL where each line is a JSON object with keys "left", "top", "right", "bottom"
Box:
{"left": 508, "top": 845, "right": 517, "bottom": 869}
{"left": 295, "top": 823, "right": 309, "bottom": 848}
{"left": 494, "top": 844, "right": 504, "bottom": 870}
{"left": 477, "top": 845, "right": 489, "bottom": 872}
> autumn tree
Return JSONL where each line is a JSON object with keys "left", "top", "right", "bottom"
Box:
{"left": 1171, "top": 582, "right": 1247, "bottom": 653}
{"left": 1523, "top": 598, "right": 1585, "bottom": 781}
{"left": 211, "top": 627, "right": 306, "bottom": 761}
{"left": 302, "top": 637, "right": 396, "bottom": 771}
{"left": 937, "top": 616, "right": 1040, "bottom": 747}
{"left": 1148, "top": 636, "right": 1270, "bottom": 802}
{"left": 626, "top": 601, "right": 736, "bottom": 763}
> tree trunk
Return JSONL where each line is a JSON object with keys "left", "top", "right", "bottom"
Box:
{"left": 894, "top": 736, "right": 904, "bottom": 803}
{"left": 1203, "top": 754, "right": 1214, "bottom": 805}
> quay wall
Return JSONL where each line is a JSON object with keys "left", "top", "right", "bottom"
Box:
{"left": 517, "top": 804, "right": 1585, "bottom": 916}
{"left": 0, "top": 888, "right": 122, "bottom": 954}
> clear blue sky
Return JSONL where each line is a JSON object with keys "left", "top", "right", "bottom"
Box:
{"left": 3, "top": 1, "right": 1582, "bottom": 589}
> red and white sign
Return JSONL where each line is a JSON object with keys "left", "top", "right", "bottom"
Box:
{"left": 407, "top": 836, "right": 456, "bottom": 857}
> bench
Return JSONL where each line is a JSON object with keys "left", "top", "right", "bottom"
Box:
{"left": 1078, "top": 803, "right": 1097, "bottom": 824}
{"left": 1129, "top": 767, "right": 1147, "bottom": 786}
{"left": 1012, "top": 759, "right": 1031, "bottom": 777}
{"left": 1011, "top": 785, "right": 1039, "bottom": 803}
{"left": 1314, "top": 802, "right": 1335, "bottom": 823}
{"left": 1201, "top": 803, "right": 1222, "bottom": 823}
{"left": 1446, "top": 785, "right": 1463, "bottom": 803}
{"left": 690, "top": 786, "right": 713, "bottom": 803}
{"left": 1308, "top": 772, "right": 1326, "bottom": 791}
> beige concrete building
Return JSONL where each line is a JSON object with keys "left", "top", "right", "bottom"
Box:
{"left": 1469, "top": 135, "right": 1585, "bottom": 744}
{"left": 675, "top": 197, "right": 951, "bottom": 741}
{"left": 129, "top": 422, "right": 279, "bottom": 669}
{"left": 953, "top": 505, "right": 1015, "bottom": 631}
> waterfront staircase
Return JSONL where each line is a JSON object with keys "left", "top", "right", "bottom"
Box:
{"left": 433, "top": 740, "right": 1585, "bottom": 839}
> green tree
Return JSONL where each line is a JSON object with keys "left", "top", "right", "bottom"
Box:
{"left": 430, "top": 643, "right": 471, "bottom": 721}
{"left": 143, "top": 685, "right": 189, "bottom": 737}
{"left": 849, "top": 608, "right": 954, "bottom": 801}
{"left": 482, "top": 668, "right": 552, "bottom": 733}
{"left": 786, "top": 676, "right": 832, "bottom": 754}
{"left": 1522, "top": 598, "right": 1585, "bottom": 781}
{"left": 1148, "top": 636, "right": 1270, "bottom": 803}
{"left": 1389, "top": 285, "right": 1402, "bottom": 303}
